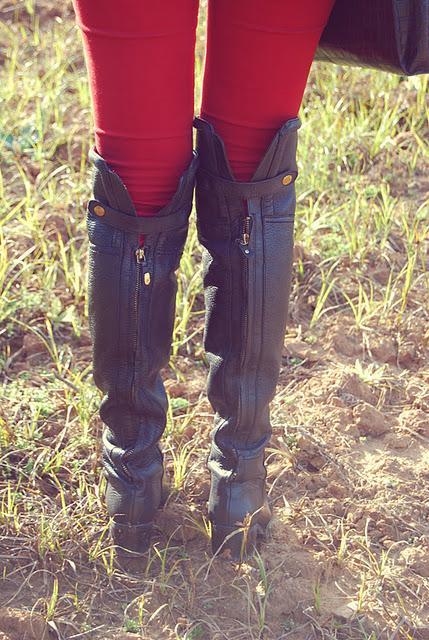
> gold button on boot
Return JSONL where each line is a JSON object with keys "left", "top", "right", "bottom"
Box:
{"left": 94, "top": 205, "right": 106, "bottom": 217}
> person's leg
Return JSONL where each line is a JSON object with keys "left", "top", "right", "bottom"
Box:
{"left": 73, "top": 0, "right": 198, "bottom": 214}
{"left": 201, "top": 0, "right": 334, "bottom": 180}
{"left": 72, "top": 0, "right": 199, "bottom": 556}
{"left": 195, "top": 0, "right": 334, "bottom": 558}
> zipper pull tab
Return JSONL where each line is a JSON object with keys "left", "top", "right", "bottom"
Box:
{"left": 240, "top": 216, "right": 251, "bottom": 246}
{"left": 135, "top": 247, "right": 146, "bottom": 263}
{"left": 135, "top": 247, "right": 152, "bottom": 285}
{"left": 239, "top": 216, "right": 251, "bottom": 256}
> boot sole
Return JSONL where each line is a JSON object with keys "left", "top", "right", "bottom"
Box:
{"left": 211, "top": 520, "right": 270, "bottom": 561}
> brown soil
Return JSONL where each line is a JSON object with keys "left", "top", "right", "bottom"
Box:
{"left": 0, "top": 609, "right": 52, "bottom": 640}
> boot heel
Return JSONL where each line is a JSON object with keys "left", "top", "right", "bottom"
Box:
{"left": 211, "top": 521, "right": 269, "bottom": 560}
{"left": 111, "top": 520, "right": 154, "bottom": 556}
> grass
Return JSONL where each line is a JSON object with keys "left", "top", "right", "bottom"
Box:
{"left": 1, "top": 1, "right": 429, "bottom": 639}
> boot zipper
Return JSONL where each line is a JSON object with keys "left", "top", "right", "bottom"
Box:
{"left": 121, "top": 244, "right": 153, "bottom": 480}
{"left": 237, "top": 206, "right": 265, "bottom": 436}
{"left": 133, "top": 246, "right": 147, "bottom": 361}
{"left": 239, "top": 215, "right": 251, "bottom": 367}
{"left": 237, "top": 213, "right": 253, "bottom": 432}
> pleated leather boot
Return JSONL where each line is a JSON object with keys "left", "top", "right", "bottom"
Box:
{"left": 86, "top": 148, "right": 198, "bottom": 555}
{"left": 194, "top": 116, "right": 301, "bottom": 559}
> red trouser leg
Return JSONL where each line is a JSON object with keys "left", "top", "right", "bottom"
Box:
{"left": 73, "top": 0, "right": 335, "bottom": 213}
{"left": 72, "top": 0, "right": 198, "bottom": 216}
{"left": 200, "top": 0, "right": 335, "bottom": 181}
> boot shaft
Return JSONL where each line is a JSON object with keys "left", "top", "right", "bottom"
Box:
{"left": 86, "top": 149, "right": 198, "bottom": 541}
{"left": 194, "top": 116, "right": 301, "bottom": 455}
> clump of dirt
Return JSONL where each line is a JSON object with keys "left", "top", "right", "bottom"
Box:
{"left": 399, "top": 408, "right": 429, "bottom": 436}
{"left": 353, "top": 402, "right": 392, "bottom": 436}
{"left": 400, "top": 546, "right": 429, "bottom": 577}
{"left": 330, "top": 326, "right": 363, "bottom": 359}
{"left": 0, "top": 609, "right": 52, "bottom": 640}
{"left": 156, "top": 501, "right": 205, "bottom": 544}
{"left": 367, "top": 336, "right": 398, "bottom": 364}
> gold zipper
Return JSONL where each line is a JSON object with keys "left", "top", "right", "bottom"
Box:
{"left": 135, "top": 247, "right": 151, "bottom": 285}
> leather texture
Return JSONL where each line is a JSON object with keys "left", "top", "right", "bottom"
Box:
{"left": 87, "top": 147, "right": 198, "bottom": 553}
{"left": 194, "top": 116, "right": 301, "bottom": 558}
{"left": 315, "top": 0, "right": 429, "bottom": 76}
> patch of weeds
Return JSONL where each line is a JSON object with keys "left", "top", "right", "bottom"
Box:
{"left": 185, "top": 623, "right": 207, "bottom": 640}
{"left": 123, "top": 618, "right": 140, "bottom": 633}
{"left": 282, "top": 617, "right": 295, "bottom": 633}
{"left": 170, "top": 396, "right": 190, "bottom": 415}
{"left": 283, "top": 430, "right": 299, "bottom": 451}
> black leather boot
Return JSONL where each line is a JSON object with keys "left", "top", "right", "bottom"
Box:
{"left": 194, "top": 116, "right": 301, "bottom": 559}
{"left": 86, "top": 148, "right": 198, "bottom": 555}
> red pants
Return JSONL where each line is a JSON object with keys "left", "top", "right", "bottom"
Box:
{"left": 72, "top": 0, "right": 334, "bottom": 215}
